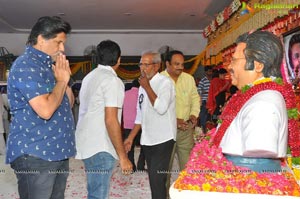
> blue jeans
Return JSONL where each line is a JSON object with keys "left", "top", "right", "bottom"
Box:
{"left": 83, "top": 152, "right": 116, "bottom": 199}
{"left": 10, "top": 154, "right": 69, "bottom": 199}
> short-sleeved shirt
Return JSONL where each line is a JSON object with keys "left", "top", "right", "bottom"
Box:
{"left": 75, "top": 64, "right": 124, "bottom": 160}
{"left": 6, "top": 46, "right": 76, "bottom": 163}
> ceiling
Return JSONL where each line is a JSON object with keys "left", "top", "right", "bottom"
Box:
{"left": 0, "top": 0, "right": 232, "bottom": 34}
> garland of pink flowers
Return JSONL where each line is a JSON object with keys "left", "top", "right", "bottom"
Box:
{"left": 212, "top": 78, "right": 300, "bottom": 157}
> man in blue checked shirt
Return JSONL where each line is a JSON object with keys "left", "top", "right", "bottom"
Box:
{"left": 6, "top": 16, "right": 75, "bottom": 199}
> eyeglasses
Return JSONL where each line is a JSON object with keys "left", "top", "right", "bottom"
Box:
{"left": 138, "top": 63, "right": 155, "bottom": 67}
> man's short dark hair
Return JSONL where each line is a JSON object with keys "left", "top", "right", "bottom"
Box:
{"left": 212, "top": 69, "right": 219, "bottom": 78}
{"left": 236, "top": 30, "right": 283, "bottom": 77}
{"left": 27, "top": 16, "right": 71, "bottom": 46}
{"left": 97, "top": 40, "right": 121, "bottom": 66}
{"left": 218, "top": 68, "right": 227, "bottom": 74}
{"left": 131, "top": 79, "right": 140, "bottom": 88}
{"left": 288, "top": 33, "right": 300, "bottom": 70}
{"left": 165, "top": 50, "right": 184, "bottom": 62}
{"left": 204, "top": 66, "right": 213, "bottom": 72}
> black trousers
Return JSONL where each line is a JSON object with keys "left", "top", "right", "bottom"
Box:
{"left": 142, "top": 139, "right": 175, "bottom": 199}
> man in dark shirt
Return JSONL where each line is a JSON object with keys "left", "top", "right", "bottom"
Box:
{"left": 6, "top": 16, "right": 75, "bottom": 199}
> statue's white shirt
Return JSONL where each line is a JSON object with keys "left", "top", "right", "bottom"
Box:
{"left": 220, "top": 90, "right": 288, "bottom": 158}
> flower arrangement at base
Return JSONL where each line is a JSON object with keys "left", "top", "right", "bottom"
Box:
{"left": 174, "top": 78, "right": 300, "bottom": 196}
{"left": 174, "top": 129, "right": 300, "bottom": 196}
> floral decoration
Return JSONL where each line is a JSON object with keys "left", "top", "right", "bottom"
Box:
{"left": 174, "top": 78, "right": 300, "bottom": 196}
{"left": 203, "top": 0, "right": 242, "bottom": 38}
{"left": 174, "top": 129, "right": 300, "bottom": 196}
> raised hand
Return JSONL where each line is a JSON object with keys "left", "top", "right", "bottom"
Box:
{"left": 52, "top": 53, "right": 71, "bottom": 84}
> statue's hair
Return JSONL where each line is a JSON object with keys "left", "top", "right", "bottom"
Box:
{"left": 236, "top": 30, "right": 283, "bottom": 77}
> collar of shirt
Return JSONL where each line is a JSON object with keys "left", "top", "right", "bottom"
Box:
{"left": 25, "top": 46, "right": 53, "bottom": 68}
{"left": 150, "top": 72, "right": 160, "bottom": 83}
{"left": 161, "top": 70, "right": 184, "bottom": 85}
{"left": 97, "top": 64, "right": 118, "bottom": 77}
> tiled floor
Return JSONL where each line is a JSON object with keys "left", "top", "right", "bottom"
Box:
{"left": 0, "top": 147, "right": 179, "bottom": 199}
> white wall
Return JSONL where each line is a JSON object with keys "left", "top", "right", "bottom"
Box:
{"left": 0, "top": 33, "right": 207, "bottom": 56}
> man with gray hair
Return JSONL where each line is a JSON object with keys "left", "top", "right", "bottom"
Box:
{"left": 124, "top": 51, "right": 176, "bottom": 199}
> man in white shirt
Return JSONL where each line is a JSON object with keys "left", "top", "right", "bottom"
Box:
{"left": 75, "top": 40, "right": 132, "bottom": 199}
{"left": 124, "top": 51, "right": 176, "bottom": 199}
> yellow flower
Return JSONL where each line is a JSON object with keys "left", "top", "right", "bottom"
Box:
{"left": 202, "top": 183, "right": 211, "bottom": 191}
{"left": 287, "top": 155, "right": 292, "bottom": 168}
{"left": 192, "top": 185, "right": 200, "bottom": 191}
{"left": 257, "top": 180, "right": 267, "bottom": 187}
{"left": 249, "top": 189, "right": 258, "bottom": 194}
{"left": 187, "top": 184, "right": 200, "bottom": 191}
{"left": 225, "top": 185, "right": 232, "bottom": 192}
{"left": 215, "top": 171, "right": 224, "bottom": 178}
{"left": 253, "top": 77, "right": 272, "bottom": 85}
{"left": 232, "top": 187, "right": 239, "bottom": 193}
{"left": 293, "top": 189, "right": 300, "bottom": 196}
{"left": 293, "top": 166, "right": 300, "bottom": 180}
{"left": 180, "top": 170, "right": 187, "bottom": 176}
{"left": 187, "top": 184, "right": 193, "bottom": 190}
{"left": 272, "top": 189, "right": 283, "bottom": 195}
